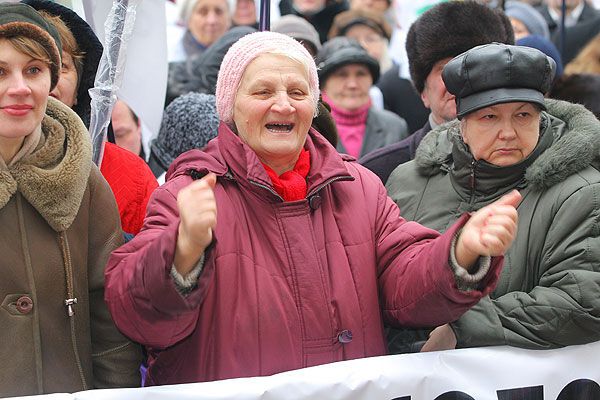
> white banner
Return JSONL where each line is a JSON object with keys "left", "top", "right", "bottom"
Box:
{"left": 9, "top": 341, "right": 600, "bottom": 400}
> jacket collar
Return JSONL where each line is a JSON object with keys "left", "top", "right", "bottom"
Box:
{"left": 415, "top": 99, "right": 600, "bottom": 191}
{"left": 168, "top": 122, "right": 354, "bottom": 201}
{"left": 0, "top": 97, "right": 92, "bottom": 231}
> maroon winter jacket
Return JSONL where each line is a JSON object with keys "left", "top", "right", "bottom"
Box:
{"left": 105, "top": 123, "right": 503, "bottom": 385}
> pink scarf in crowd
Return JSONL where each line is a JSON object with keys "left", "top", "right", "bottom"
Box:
{"left": 323, "top": 93, "right": 371, "bottom": 158}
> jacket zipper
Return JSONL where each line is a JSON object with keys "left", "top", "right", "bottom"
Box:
{"left": 249, "top": 179, "right": 284, "bottom": 201}
{"left": 469, "top": 159, "right": 477, "bottom": 206}
{"left": 250, "top": 175, "right": 354, "bottom": 201}
{"left": 58, "top": 232, "right": 88, "bottom": 390}
{"left": 307, "top": 176, "right": 354, "bottom": 198}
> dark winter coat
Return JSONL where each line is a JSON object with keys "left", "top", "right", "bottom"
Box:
{"left": 387, "top": 99, "right": 600, "bottom": 349}
{"left": 536, "top": 1, "right": 598, "bottom": 36}
{"left": 376, "top": 64, "right": 429, "bottom": 133}
{"left": 360, "top": 120, "right": 431, "bottom": 184}
{"left": 105, "top": 122, "right": 504, "bottom": 385}
{"left": 166, "top": 26, "right": 256, "bottom": 106}
{"left": 279, "top": 0, "right": 348, "bottom": 44}
{"left": 553, "top": 14, "right": 600, "bottom": 64}
{"left": 0, "top": 98, "right": 142, "bottom": 397}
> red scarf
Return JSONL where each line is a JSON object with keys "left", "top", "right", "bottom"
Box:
{"left": 262, "top": 149, "right": 310, "bottom": 202}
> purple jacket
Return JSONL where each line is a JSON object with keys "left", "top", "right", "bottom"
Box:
{"left": 105, "top": 123, "right": 503, "bottom": 385}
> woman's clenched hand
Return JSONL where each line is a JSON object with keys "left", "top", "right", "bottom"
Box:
{"left": 174, "top": 173, "right": 217, "bottom": 275}
{"left": 455, "top": 190, "right": 521, "bottom": 270}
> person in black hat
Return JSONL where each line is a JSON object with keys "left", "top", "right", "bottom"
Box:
{"left": 0, "top": 2, "right": 142, "bottom": 395}
{"left": 361, "top": 1, "right": 514, "bottom": 184}
{"left": 387, "top": 42, "right": 600, "bottom": 352}
{"left": 316, "top": 36, "right": 408, "bottom": 158}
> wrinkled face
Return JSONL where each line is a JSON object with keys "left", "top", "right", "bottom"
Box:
{"left": 189, "top": 0, "right": 231, "bottom": 47}
{"left": 323, "top": 63, "right": 372, "bottom": 111}
{"left": 510, "top": 17, "right": 530, "bottom": 41}
{"left": 349, "top": 0, "right": 389, "bottom": 13}
{"left": 0, "top": 40, "right": 51, "bottom": 157}
{"left": 233, "top": 54, "right": 314, "bottom": 171}
{"left": 233, "top": 0, "right": 256, "bottom": 25}
{"left": 461, "top": 102, "right": 541, "bottom": 166}
{"left": 422, "top": 58, "right": 456, "bottom": 125}
{"left": 50, "top": 51, "right": 78, "bottom": 108}
{"left": 344, "top": 25, "right": 385, "bottom": 62}
{"left": 293, "top": 0, "right": 326, "bottom": 14}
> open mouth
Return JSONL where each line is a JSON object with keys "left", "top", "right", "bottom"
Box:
{"left": 266, "top": 123, "right": 294, "bottom": 133}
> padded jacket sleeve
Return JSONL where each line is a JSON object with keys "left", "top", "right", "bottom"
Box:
{"left": 104, "top": 174, "right": 213, "bottom": 349}
{"left": 452, "top": 182, "right": 600, "bottom": 348}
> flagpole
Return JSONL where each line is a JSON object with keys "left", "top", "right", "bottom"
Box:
{"left": 259, "top": 0, "right": 270, "bottom": 31}
{"left": 559, "top": 0, "right": 566, "bottom": 60}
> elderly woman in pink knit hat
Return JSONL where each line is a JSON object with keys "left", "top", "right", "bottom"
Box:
{"left": 105, "top": 31, "right": 521, "bottom": 385}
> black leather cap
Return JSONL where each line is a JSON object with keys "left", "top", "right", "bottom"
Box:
{"left": 316, "top": 37, "right": 380, "bottom": 86}
{"left": 442, "top": 43, "right": 556, "bottom": 118}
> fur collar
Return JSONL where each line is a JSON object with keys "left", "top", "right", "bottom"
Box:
{"left": 0, "top": 97, "right": 92, "bottom": 231}
{"left": 415, "top": 99, "right": 600, "bottom": 189}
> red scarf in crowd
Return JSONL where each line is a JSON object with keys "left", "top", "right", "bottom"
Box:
{"left": 262, "top": 149, "right": 311, "bottom": 202}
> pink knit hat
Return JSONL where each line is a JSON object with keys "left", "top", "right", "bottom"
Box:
{"left": 215, "top": 31, "right": 320, "bottom": 125}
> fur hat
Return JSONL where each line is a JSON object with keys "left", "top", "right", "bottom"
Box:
{"left": 0, "top": 3, "right": 62, "bottom": 90}
{"left": 406, "top": 1, "right": 514, "bottom": 94}
{"left": 152, "top": 93, "right": 220, "bottom": 170}
{"left": 23, "top": 0, "right": 103, "bottom": 128}
{"left": 215, "top": 31, "right": 319, "bottom": 125}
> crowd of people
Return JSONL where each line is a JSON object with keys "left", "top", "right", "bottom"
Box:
{"left": 1, "top": 0, "right": 600, "bottom": 397}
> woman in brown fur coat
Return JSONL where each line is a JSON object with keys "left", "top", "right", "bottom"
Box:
{"left": 0, "top": 3, "right": 141, "bottom": 396}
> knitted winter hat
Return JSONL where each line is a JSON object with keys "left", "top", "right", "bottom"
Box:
{"left": 152, "top": 93, "right": 220, "bottom": 170}
{"left": 272, "top": 14, "right": 322, "bottom": 54}
{"left": 23, "top": 0, "right": 104, "bottom": 128}
{"left": 504, "top": 1, "right": 550, "bottom": 40}
{"left": 215, "top": 31, "right": 319, "bottom": 125}
{"left": 406, "top": 1, "right": 514, "bottom": 94}
{"left": 0, "top": 3, "right": 62, "bottom": 90}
